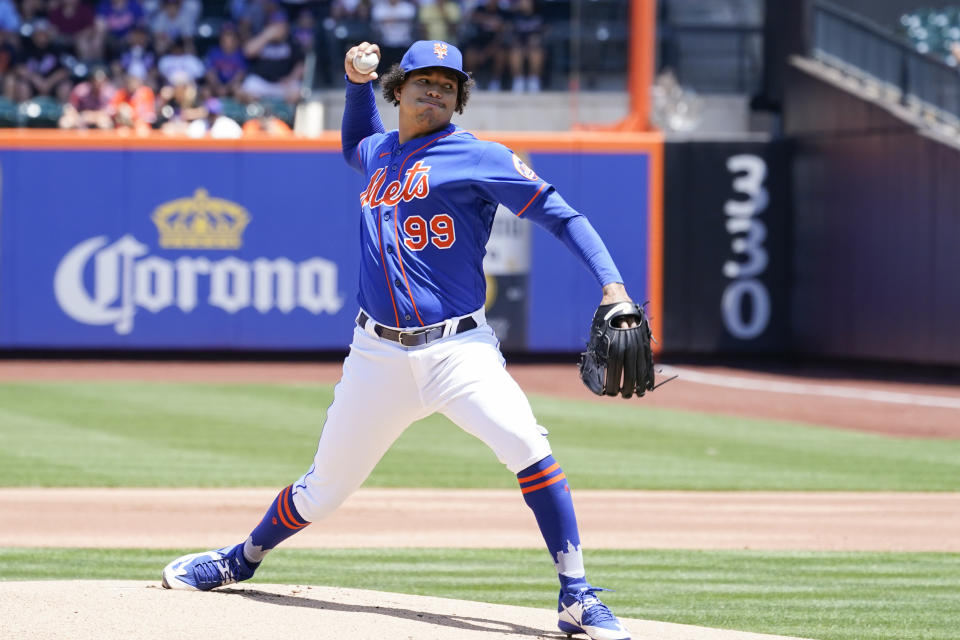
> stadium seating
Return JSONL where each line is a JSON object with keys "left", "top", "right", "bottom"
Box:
{"left": 218, "top": 97, "right": 248, "bottom": 125}
{"left": 19, "top": 97, "right": 63, "bottom": 128}
{"left": 0, "top": 98, "right": 21, "bottom": 128}
{"left": 898, "top": 7, "right": 960, "bottom": 65}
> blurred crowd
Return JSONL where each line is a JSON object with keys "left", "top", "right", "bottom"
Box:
{"left": 898, "top": 6, "right": 960, "bottom": 65}
{"left": 0, "top": 0, "right": 555, "bottom": 133}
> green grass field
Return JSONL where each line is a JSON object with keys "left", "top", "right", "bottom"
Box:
{"left": 2, "top": 379, "right": 958, "bottom": 640}
{"left": 0, "top": 381, "right": 958, "bottom": 490}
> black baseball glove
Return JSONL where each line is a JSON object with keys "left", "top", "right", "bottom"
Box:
{"left": 578, "top": 302, "right": 656, "bottom": 399}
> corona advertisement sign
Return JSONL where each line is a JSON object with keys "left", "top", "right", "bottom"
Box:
{"left": 0, "top": 134, "right": 658, "bottom": 351}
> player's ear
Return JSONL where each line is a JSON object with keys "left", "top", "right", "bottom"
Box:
{"left": 394, "top": 86, "right": 401, "bottom": 102}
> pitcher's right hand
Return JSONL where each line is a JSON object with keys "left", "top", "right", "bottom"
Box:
{"left": 345, "top": 42, "right": 381, "bottom": 84}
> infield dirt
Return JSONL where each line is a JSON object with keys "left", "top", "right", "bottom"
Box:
{"left": 1, "top": 581, "right": 816, "bottom": 640}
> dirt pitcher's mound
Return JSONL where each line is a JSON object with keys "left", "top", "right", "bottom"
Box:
{"left": 2, "top": 581, "right": 812, "bottom": 640}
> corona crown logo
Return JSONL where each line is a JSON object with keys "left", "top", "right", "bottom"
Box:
{"left": 151, "top": 188, "right": 250, "bottom": 249}
{"left": 434, "top": 42, "right": 448, "bottom": 60}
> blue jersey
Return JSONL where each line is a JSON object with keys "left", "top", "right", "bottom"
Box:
{"left": 341, "top": 81, "right": 622, "bottom": 328}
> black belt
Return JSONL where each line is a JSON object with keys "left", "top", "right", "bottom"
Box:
{"left": 357, "top": 311, "right": 478, "bottom": 347}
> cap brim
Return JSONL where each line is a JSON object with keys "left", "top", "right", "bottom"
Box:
{"left": 405, "top": 64, "right": 469, "bottom": 83}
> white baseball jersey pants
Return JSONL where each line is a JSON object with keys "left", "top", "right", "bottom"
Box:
{"left": 291, "top": 311, "right": 552, "bottom": 522}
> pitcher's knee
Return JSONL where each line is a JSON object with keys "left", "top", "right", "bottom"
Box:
{"left": 502, "top": 438, "right": 552, "bottom": 475}
{"left": 291, "top": 472, "right": 356, "bottom": 522}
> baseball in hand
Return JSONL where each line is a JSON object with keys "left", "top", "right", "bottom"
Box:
{"left": 353, "top": 51, "right": 380, "bottom": 75}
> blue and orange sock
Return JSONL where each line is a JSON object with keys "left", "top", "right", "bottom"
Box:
{"left": 518, "top": 455, "right": 588, "bottom": 593}
{"left": 242, "top": 484, "right": 310, "bottom": 565}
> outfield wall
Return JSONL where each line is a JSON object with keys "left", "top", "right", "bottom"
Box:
{"left": 783, "top": 63, "right": 960, "bottom": 365}
{"left": 0, "top": 132, "right": 662, "bottom": 353}
{"left": 662, "top": 139, "right": 792, "bottom": 355}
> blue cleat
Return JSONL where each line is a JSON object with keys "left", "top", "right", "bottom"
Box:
{"left": 161, "top": 544, "right": 256, "bottom": 591}
{"left": 557, "top": 586, "right": 631, "bottom": 640}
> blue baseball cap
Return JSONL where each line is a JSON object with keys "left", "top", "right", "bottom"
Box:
{"left": 400, "top": 40, "right": 469, "bottom": 83}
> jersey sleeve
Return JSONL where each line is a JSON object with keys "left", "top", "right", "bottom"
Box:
{"left": 341, "top": 78, "right": 386, "bottom": 173}
{"left": 471, "top": 142, "right": 623, "bottom": 286}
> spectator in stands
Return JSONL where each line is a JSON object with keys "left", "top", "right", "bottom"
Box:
{"left": 241, "top": 10, "right": 304, "bottom": 103}
{"left": 292, "top": 8, "right": 315, "bottom": 51}
{"left": 186, "top": 97, "right": 243, "bottom": 137}
{"left": 0, "top": 0, "right": 21, "bottom": 34}
{"left": 59, "top": 65, "right": 116, "bottom": 128}
{"left": 0, "top": 0, "right": 19, "bottom": 102}
{"left": 329, "top": 0, "right": 372, "bottom": 74}
{"left": 149, "top": 0, "right": 197, "bottom": 44}
{"left": 204, "top": 23, "right": 246, "bottom": 98}
{"left": 14, "top": 19, "right": 72, "bottom": 102}
{"left": 107, "top": 67, "right": 156, "bottom": 131}
{"left": 157, "top": 70, "right": 205, "bottom": 132}
{"left": 157, "top": 35, "right": 204, "bottom": 85}
{"left": 505, "top": 0, "right": 543, "bottom": 92}
{"left": 49, "top": 0, "right": 101, "bottom": 61}
{"left": 331, "top": 0, "right": 370, "bottom": 24}
{"left": 230, "top": 0, "right": 272, "bottom": 42}
{"left": 416, "top": 0, "right": 461, "bottom": 44}
{"left": 1, "top": 30, "right": 20, "bottom": 101}
{"left": 291, "top": 6, "right": 331, "bottom": 85}
{"left": 112, "top": 23, "right": 157, "bottom": 87}
{"left": 463, "top": 0, "right": 507, "bottom": 90}
{"left": 371, "top": 0, "right": 416, "bottom": 71}
{"left": 96, "top": 0, "right": 145, "bottom": 59}
{"left": 19, "top": 0, "right": 47, "bottom": 24}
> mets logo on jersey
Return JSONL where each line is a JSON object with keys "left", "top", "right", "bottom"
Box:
{"left": 512, "top": 153, "right": 538, "bottom": 180}
{"left": 360, "top": 160, "right": 431, "bottom": 208}
{"left": 434, "top": 42, "right": 448, "bottom": 60}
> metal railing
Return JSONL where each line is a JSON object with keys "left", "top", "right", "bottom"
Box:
{"left": 659, "top": 23, "right": 764, "bottom": 94}
{"left": 812, "top": 0, "right": 960, "bottom": 124}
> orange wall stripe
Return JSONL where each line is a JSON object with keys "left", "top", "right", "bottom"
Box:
{"left": 517, "top": 462, "right": 560, "bottom": 484}
{"left": 520, "top": 472, "right": 567, "bottom": 494}
{"left": 647, "top": 138, "right": 664, "bottom": 352}
{"left": 0, "top": 130, "right": 663, "bottom": 153}
{"left": 632, "top": 0, "right": 655, "bottom": 131}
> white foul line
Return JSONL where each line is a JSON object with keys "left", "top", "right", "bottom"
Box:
{"left": 669, "top": 367, "right": 960, "bottom": 410}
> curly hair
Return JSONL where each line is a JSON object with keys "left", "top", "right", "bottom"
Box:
{"left": 380, "top": 64, "right": 473, "bottom": 114}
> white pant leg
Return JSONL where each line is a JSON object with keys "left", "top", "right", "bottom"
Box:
{"left": 292, "top": 327, "right": 429, "bottom": 521}
{"left": 419, "top": 325, "right": 552, "bottom": 474}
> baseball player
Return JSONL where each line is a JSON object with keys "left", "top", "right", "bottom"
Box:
{"left": 162, "top": 40, "right": 638, "bottom": 640}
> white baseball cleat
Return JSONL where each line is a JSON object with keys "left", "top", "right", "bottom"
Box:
{"left": 161, "top": 544, "right": 256, "bottom": 591}
{"left": 557, "top": 586, "right": 631, "bottom": 640}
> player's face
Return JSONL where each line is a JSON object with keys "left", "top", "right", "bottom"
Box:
{"left": 395, "top": 68, "right": 459, "bottom": 138}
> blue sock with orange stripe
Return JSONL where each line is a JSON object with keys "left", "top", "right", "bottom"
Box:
{"left": 242, "top": 484, "right": 310, "bottom": 565}
{"left": 517, "top": 455, "right": 588, "bottom": 594}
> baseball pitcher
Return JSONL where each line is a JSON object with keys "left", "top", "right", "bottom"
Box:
{"left": 161, "top": 40, "right": 655, "bottom": 640}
